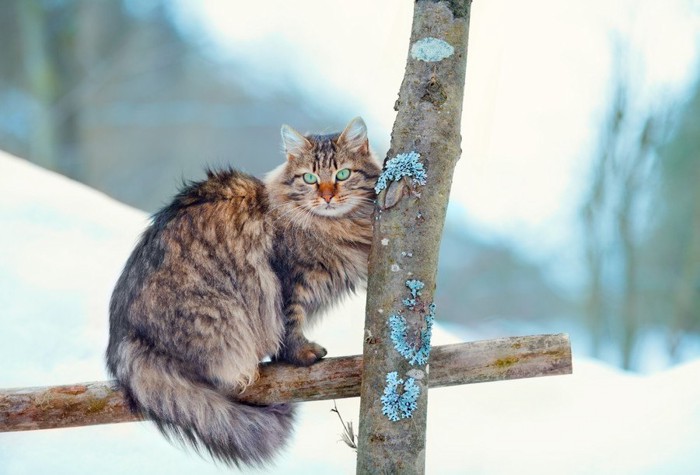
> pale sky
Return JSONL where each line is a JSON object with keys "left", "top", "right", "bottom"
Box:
{"left": 173, "top": 0, "right": 699, "bottom": 268}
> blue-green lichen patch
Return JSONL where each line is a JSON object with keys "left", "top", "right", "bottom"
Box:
{"left": 402, "top": 279, "right": 425, "bottom": 309}
{"left": 388, "top": 311, "right": 435, "bottom": 366}
{"left": 381, "top": 371, "right": 420, "bottom": 421}
{"left": 411, "top": 37, "right": 455, "bottom": 62}
{"left": 388, "top": 279, "right": 435, "bottom": 365}
{"left": 375, "top": 151, "right": 427, "bottom": 194}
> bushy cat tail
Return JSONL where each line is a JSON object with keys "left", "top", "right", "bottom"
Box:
{"left": 117, "top": 347, "right": 296, "bottom": 467}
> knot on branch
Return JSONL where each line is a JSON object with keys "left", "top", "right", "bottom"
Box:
{"left": 421, "top": 0, "right": 471, "bottom": 19}
{"left": 421, "top": 77, "right": 447, "bottom": 107}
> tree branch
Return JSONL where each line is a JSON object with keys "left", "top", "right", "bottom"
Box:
{"left": 0, "top": 334, "right": 570, "bottom": 433}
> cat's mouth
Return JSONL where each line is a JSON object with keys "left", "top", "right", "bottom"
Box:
{"left": 311, "top": 201, "right": 354, "bottom": 217}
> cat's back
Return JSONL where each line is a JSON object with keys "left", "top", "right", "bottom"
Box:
{"left": 109, "top": 168, "right": 284, "bottom": 384}
{"left": 157, "top": 168, "right": 269, "bottom": 227}
{"left": 146, "top": 168, "right": 273, "bottom": 273}
{"left": 109, "top": 168, "right": 281, "bottom": 348}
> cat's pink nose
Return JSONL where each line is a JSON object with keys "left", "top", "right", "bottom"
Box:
{"left": 318, "top": 183, "right": 335, "bottom": 203}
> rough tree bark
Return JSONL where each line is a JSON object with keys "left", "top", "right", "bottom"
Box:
{"left": 357, "top": 1, "right": 472, "bottom": 473}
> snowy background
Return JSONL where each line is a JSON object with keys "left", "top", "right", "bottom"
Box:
{"left": 1, "top": 150, "right": 699, "bottom": 474}
{"left": 2, "top": 0, "right": 700, "bottom": 473}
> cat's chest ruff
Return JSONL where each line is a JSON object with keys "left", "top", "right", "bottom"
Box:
{"left": 290, "top": 239, "right": 366, "bottom": 318}
{"left": 278, "top": 223, "right": 369, "bottom": 291}
{"left": 334, "top": 243, "right": 369, "bottom": 280}
{"left": 295, "top": 231, "right": 366, "bottom": 278}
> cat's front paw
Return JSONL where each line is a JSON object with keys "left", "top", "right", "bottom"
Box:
{"left": 287, "top": 341, "right": 327, "bottom": 366}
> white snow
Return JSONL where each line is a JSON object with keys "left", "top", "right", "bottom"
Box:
{"left": 1, "top": 151, "right": 699, "bottom": 474}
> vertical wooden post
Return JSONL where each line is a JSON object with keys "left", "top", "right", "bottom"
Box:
{"left": 356, "top": 1, "right": 473, "bottom": 473}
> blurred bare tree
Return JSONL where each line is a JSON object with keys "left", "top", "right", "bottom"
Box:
{"left": 645, "top": 76, "right": 700, "bottom": 361}
{"left": 581, "top": 36, "right": 700, "bottom": 369}
{"left": 5, "top": 0, "right": 132, "bottom": 180}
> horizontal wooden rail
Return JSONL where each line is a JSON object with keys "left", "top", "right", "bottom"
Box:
{"left": 0, "top": 333, "right": 571, "bottom": 433}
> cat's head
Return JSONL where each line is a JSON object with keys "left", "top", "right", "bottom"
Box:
{"left": 266, "top": 117, "right": 381, "bottom": 219}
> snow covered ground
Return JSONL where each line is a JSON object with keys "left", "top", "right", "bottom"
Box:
{"left": 1, "top": 151, "right": 699, "bottom": 474}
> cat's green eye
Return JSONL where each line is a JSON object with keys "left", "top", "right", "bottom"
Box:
{"left": 302, "top": 173, "right": 318, "bottom": 184}
{"left": 335, "top": 168, "right": 351, "bottom": 181}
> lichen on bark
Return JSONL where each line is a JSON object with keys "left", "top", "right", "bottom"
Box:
{"left": 356, "top": 1, "right": 473, "bottom": 473}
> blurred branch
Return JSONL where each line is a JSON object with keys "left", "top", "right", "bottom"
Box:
{"left": 581, "top": 35, "right": 676, "bottom": 369}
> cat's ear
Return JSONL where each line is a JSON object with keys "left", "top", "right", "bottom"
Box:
{"left": 281, "top": 124, "right": 312, "bottom": 161}
{"left": 337, "top": 117, "right": 369, "bottom": 155}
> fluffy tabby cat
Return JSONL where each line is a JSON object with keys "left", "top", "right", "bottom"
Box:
{"left": 106, "top": 117, "right": 380, "bottom": 467}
